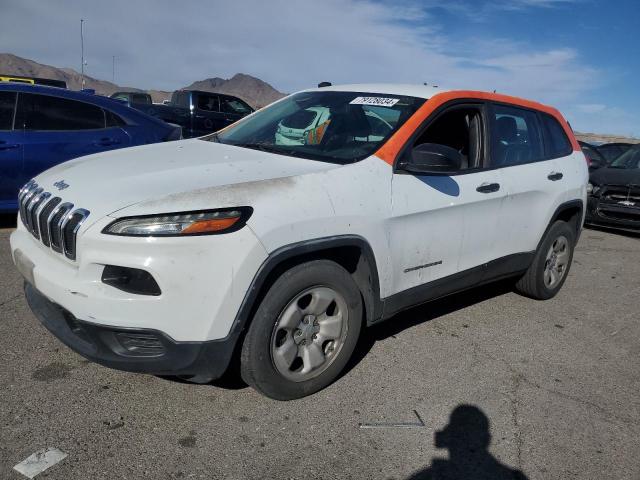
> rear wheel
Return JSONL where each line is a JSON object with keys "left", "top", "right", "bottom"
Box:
{"left": 515, "top": 220, "right": 575, "bottom": 299}
{"left": 240, "top": 260, "right": 362, "bottom": 400}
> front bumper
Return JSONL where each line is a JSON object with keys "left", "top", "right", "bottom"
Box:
{"left": 586, "top": 196, "right": 640, "bottom": 231}
{"left": 10, "top": 216, "right": 268, "bottom": 342}
{"left": 25, "top": 282, "right": 236, "bottom": 377}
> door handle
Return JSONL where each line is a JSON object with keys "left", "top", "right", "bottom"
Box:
{"left": 548, "top": 172, "right": 563, "bottom": 181}
{"left": 0, "top": 143, "right": 19, "bottom": 150}
{"left": 476, "top": 182, "right": 500, "bottom": 193}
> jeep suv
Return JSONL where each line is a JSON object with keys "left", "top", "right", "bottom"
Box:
{"left": 11, "top": 85, "right": 588, "bottom": 400}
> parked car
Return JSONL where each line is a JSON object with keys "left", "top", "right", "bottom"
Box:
{"left": 11, "top": 85, "right": 587, "bottom": 400}
{"left": 117, "top": 89, "right": 254, "bottom": 138}
{"left": 579, "top": 140, "right": 608, "bottom": 170}
{"left": 110, "top": 91, "right": 153, "bottom": 106}
{"left": 0, "top": 83, "right": 181, "bottom": 213}
{"left": 586, "top": 144, "right": 640, "bottom": 232}
{"left": 596, "top": 142, "right": 633, "bottom": 163}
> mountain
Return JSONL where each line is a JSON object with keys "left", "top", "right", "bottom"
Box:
{"left": 183, "top": 73, "right": 285, "bottom": 108}
{"left": 0, "top": 53, "right": 125, "bottom": 96}
{"left": 0, "top": 53, "right": 285, "bottom": 108}
{"left": 575, "top": 132, "right": 640, "bottom": 145}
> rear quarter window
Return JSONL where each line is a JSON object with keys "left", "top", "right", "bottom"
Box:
{"left": 105, "top": 109, "right": 127, "bottom": 127}
{"left": 541, "top": 113, "right": 572, "bottom": 158}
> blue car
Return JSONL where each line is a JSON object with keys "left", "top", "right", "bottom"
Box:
{"left": 0, "top": 83, "right": 181, "bottom": 213}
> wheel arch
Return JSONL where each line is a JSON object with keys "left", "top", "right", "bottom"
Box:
{"left": 228, "top": 235, "right": 383, "bottom": 342}
{"left": 541, "top": 199, "right": 584, "bottom": 249}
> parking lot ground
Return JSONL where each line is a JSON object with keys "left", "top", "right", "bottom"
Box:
{"left": 1, "top": 221, "right": 639, "bottom": 480}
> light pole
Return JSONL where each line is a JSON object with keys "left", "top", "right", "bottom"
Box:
{"left": 112, "top": 55, "right": 115, "bottom": 84}
{"left": 80, "top": 19, "right": 85, "bottom": 89}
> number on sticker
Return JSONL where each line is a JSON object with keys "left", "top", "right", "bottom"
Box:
{"left": 350, "top": 97, "right": 399, "bottom": 107}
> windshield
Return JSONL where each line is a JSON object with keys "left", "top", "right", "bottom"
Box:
{"left": 609, "top": 145, "right": 640, "bottom": 169}
{"left": 207, "top": 91, "right": 424, "bottom": 164}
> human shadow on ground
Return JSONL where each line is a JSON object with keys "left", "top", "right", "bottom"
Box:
{"left": 406, "top": 404, "right": 528, "bottom": 480}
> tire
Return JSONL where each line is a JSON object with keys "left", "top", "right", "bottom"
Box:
{"left": 240, "top": 260, "right": 362, "bottom": 400}
{"left": 515, "top": 220, "right": 575, "bottom": 300}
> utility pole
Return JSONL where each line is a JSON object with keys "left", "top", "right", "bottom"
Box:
{"left": 80, "top": 19, "right": 85, "bottom": 89}
{"left": 112, "top": 55, "right": 115, "bottom": 83}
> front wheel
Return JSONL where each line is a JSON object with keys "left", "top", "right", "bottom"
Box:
{"left": 515, "top": 220, "right": 576, "bottom": 300}
{"left": 240, "top": 260, "right": 362, "bottom": 400}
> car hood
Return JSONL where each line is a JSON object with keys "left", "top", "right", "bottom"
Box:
{"left": 33, "top": 139, "right": 341, "bottom": 221}
{"left": 590, "top": 167, "right": 640, "bottom": 186}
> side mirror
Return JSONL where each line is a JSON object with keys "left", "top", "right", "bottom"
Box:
{"left": 400, "top": 143, "right": 463, "bottom": 174}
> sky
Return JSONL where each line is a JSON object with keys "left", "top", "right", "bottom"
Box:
{"left": 1, "top": 0, "right": 638, "bottom": 136}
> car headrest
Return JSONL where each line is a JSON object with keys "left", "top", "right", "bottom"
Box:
{"left": 330, "top": 106, "right": 371, "bottom": 138}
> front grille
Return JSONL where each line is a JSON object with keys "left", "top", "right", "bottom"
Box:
{"left": 600, "top": 185, "right": 640, "bottom": 205}
{"left": 18, "top": 181, "right": 90, "bottom": 261}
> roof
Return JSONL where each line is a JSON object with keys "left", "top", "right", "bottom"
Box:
{"left": 306, "top": 83, "right": 449, "bottom": 98}
{"left": 306, "top": 83, "right": 563, "bottom": 113}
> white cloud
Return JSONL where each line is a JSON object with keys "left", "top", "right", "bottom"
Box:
{"left": 567, "top": 104, "right": 639, "bottom": 137}
{"left": 0, "top": 0, "right": 634, "bottom": 135}
{"left": 576, "top": 104, "right": 607, "bottom": 114}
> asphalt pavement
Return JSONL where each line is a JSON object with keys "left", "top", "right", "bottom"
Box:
{"left": 1, "top": 218, "right": 639, "bottom": 479}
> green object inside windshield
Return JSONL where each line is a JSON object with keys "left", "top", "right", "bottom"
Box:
{"left": 207, "top": 91, "right": 424, "bottom": 164}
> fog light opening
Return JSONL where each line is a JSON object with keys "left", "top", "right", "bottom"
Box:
{"left": 101, "top": 265, "right": 161, "bottom": 296}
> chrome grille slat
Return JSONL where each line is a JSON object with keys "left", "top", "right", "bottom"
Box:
{"left": 39, "top": 197, "right": 61, "bottom": 247}
{"left": 31, "top": 192, "right": 51, "bottom": 240}
{"left": 63, "top": 209, "right": 90, "bottom": 260}
{"left": 28, "top": 190, "right": 50, "bottom": 238}
{"left": 18, "top": 181, "right": 89, "bottom": 261}
{"left": 19, "top": 183, "right": 39, "bottom": 227}
{"left": 50, "top": 202, "right": 74, "bottom": 253}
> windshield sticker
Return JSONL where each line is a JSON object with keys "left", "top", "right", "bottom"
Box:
{"left": 350, "top": 96, "right": 399, "bottom": 107}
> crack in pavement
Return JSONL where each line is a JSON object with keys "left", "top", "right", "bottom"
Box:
{"left": 510, "top": 372, "right": 524, "bottom": 470}
{"left": 470, "top": 339, "right": 640, "bottom": 428}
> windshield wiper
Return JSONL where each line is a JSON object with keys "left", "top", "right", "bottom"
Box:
{"left": 233, "top": 142, "right": 281, "bottom": 153}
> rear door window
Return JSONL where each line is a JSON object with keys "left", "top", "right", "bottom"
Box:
{"left": 489, "top": 104, "right": 544, "bottom": 167}
{"left": 0, "top": 91, "right": 16, "bottom": 130}
{"left": 17, "top": 93, "right": 106, "bottom": 130}
{"left": 540, "top": 113, "right": 572, "bottom": 158}
{"left": 197, "top": 94, "right": 220, "bottom": 112}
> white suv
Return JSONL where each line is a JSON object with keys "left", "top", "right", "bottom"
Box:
{"left": 11, "top": 84, "right": 588, "bottom": 400}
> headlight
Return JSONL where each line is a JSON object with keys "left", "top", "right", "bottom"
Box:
{"left": 103, "top": 207, "right": 252, "bottom": 237}
{"left": 587, "top": 183, "right": 593, "bottom": 194}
